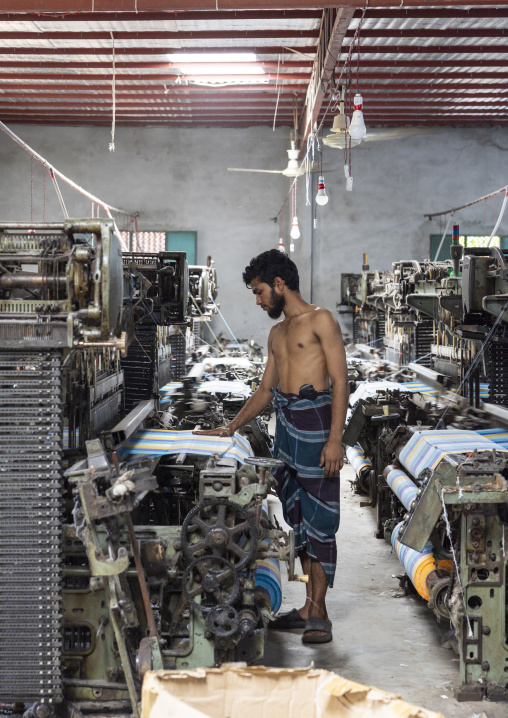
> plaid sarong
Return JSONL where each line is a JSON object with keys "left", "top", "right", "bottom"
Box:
{"left": 272, "top": 384, "right": 340, "bottom": 587}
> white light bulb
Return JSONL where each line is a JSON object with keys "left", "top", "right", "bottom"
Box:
{"left": 346, "top": 176, "right": 353, "bottom": 192}
{"left": 278, "top": 238, "right": 285, "bottom": 252}
{"left": 315, "top": 175, "right": 329, "bottom": 206}
{"left": 290, "top": 216, "right": 301, "bottom": 240}
{"left": 290, "top": 241, "right": 295, "bottom": 252}
{"left": 349, "top": 93, "right": 367, "bottom": 140}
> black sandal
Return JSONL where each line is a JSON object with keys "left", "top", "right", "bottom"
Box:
{"left": 268, "top": 608, "right": 306, "bottom": 630}
{"left": 302, "top": 616, "right": 332, "bottom": 644}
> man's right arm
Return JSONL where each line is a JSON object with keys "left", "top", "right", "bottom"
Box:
{"left": 194, "top": 328, "right": 279, "bottom": 436}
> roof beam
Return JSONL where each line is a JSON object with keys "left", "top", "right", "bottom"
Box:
{"left": 299, "top": 6, "right": 355, "bottom": 149}
{"left": 344, "top": 29, "right": 508, "bottom": 38}
{"left": 0, "top": 1, "right": 342, "bottom": 10}
{"left": 0, "top": 0, "right": 507, "bottom": 9}
{"left": 0, "top": 82, "right": 308, "bottom": 92}
{"left": 0, "top": 46, "right": 318, "bottom": 56}
{"left": 0, "top": 71, "right": 309, "bottom": 81}
{"left": 353, "top": 8, "right": 508, "bottom": 18}
{"left": 338, "top": 45, "right": 508, "bottom": 54}
{"left": 3, "top": 59, "right": 507, "bottom": 70}
{"left": 1, "top": 90, "right": 503, "bottom": 102}
{"left": 0, "top": 81, "right": 501, "bottom": 93}
{"left": 0, "top": 60, "right": 311, "bottom": 70}
{"left": 0, "top": 29, "right": 320, "bottom": 40}
{"left": 0, "top": 9, "right": 322, "bottom": 21}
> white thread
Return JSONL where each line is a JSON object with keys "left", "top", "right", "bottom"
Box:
{"left": 433, "top": 212, "right": 453, "bottom": 261}
{"left": 487, "top": 190, "right": 508, "bottom": 246}
{"left": 272, "top": 54, "right": 282, "bottom": 131}
{"left": 440, "top": 491, "right": 473, "bottom": 638}
{"left": 109, "top": 32, "right": 116, "bottom": 152}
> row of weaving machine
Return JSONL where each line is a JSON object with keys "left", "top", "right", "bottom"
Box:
{"left": 339, "top": 239, "right": 508, "bottom": 701}
{"left": 0, "top": 220, "right": 293, "bottom": 718}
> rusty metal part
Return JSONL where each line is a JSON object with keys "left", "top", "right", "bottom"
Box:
{"left": 125, "top": 514, "right": 158, "bottom": 639}
{"left": 0, "top": 273, "right": 67, "bottom": 288}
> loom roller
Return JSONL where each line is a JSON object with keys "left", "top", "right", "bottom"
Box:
{"left": 384, "top": 465, "right": 452, "bottom": 603}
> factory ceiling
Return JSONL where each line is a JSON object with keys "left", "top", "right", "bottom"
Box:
{"left": 0, "top": 2, "right": 507, "bottom": 140}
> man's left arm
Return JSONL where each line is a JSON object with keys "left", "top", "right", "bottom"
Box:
{"left": 314, "top": 310, "right": 349, "bottom": 478}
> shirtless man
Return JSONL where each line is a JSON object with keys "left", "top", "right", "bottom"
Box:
{"left": 195, "top": 249, "right": 348, "bottom": 643}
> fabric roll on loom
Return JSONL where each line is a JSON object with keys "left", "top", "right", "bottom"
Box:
{"left": 254, "top": 502, "right": 282, "bottom": 613}
{"left": 391, "top": 522, "right": 436, "bottom": 601}
{"left": 345, "top": 444, "right": 372, "bottom": 482}
{"left": 385, "top": 467, "right": 418, "bottom": 511}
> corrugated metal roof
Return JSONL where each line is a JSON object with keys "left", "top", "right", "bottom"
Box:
{"left": 0, "top": 4, "right": 505, "bottom": 129}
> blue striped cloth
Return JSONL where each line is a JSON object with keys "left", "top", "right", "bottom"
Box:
{"left": 120, "top": 429, "right": 253, "bottom": 463}
{"left": 272, "top": 385, "right": 340, "bottom": 588}
{"left": 399, "top": 429, "right": 508, "bottom": 478}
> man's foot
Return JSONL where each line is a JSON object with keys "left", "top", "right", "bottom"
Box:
{"left": 268, "top": 608, "right": 306, "bottom": 630}
{"left": 302, "top": 617, "right": 332, "bottom": 644}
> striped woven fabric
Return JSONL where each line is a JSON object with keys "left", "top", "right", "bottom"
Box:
{"left": 346, "top": 445, "right": 372, "bottom": 475}
{"left": 386, "top": 468, "right": 418, "bottom": 511}
{"left": 272, "top": 385, "right": 340, "bottom": 588}
{"left": 476, "top": 428, "right": 508, "bottom": 450}
{"left": 120, "top": 429, "right": 253, "bottom": 463}
{"left": 255, "top": 555, "right": 282, "bottom": 613}
{"left": 391, "top": 522, "right": 435, "bottom": 600}
{"left": 399, "top": 429, "right": 508, "bottom": 479}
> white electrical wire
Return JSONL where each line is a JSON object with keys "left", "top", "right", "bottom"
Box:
{"left": 211, "top": 298, "right": 248, "bottom": 356}
{"left": 487, "top": 189, "right": 508, "bottom": 246}
{"left": 433, "top": 212, "right": 454, "bottom": 261}
{"left": 109, "top": 32, "right": 116, "bottom": 153}
{"left": 440, "top": 492, "right": 473, "bottom": 638}
{"left": 0, "top": 120, "right": 136, "bottom": 220}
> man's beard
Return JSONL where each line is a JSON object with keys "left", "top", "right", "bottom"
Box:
{"left": 267, "top": 289, "right": 286, "bottom": 319}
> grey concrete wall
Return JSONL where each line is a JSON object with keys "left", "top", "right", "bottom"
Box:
{"left": 1, "top": 123, "right": 507, "bottom": 350}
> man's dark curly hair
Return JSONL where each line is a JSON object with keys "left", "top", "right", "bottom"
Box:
{"left": 242, "top": 249, "right": 300, "bottom": 291}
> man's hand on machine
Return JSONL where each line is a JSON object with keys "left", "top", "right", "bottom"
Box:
{"left": 193, "top": 425, "right": 235, "bottom": 437}
{"left": 319, "top": 441, "right": 343, "bottom": 478}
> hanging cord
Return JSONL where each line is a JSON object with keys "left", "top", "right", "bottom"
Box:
{"left": 487, "top": 189, "right": 508, "bottom": 246}
{"left": 109, "top": 32, "right": 116, "bottom": 152}
{"left": 433, "top": 212, "right": 454, "bottom": 261}
{"left": 436, "top": 296, "right": 508, "bottom": 429}
{"left": 189, "top": 293, "right": 226, "bottom": 354}
{"left": 49, "top": 168, "right": 69, "bottom": 219}
{"left": 211, "top": 298, "right": 248, "bottom": 356}
{"left": 272, "top": 53, "right": 282, "bottom": 131}
{"left": 43, "top": 167, "right": 46, "bottom": 221}
{"left": 30, "top": 156, "right": 33, "bottom": 222}
{"left": 425, "top": 183, "right": 508, "bottom": 220}
{"left": 0, "top": 120, "right": 135, "bottom": 221}
{"left": 439, "top": 492, "right": 474, "bottom": 638}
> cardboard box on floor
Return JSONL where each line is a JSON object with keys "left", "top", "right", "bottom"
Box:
{"left": 141, "top": 665, "right": 444, "bottom": 718}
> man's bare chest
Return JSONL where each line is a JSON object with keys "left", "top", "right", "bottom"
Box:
{"left": 272, "top": 321, "right": 320, "bottom": 359}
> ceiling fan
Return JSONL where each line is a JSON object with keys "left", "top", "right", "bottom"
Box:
{"left": 228, "top": 140, "right": 335, "bottom": 178}
{"left": 323, "top": 88, "right": 432, "bottom": 149}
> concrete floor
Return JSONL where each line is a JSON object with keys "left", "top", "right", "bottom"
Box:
{"left": 263, "top": 465, "right": 507, "bottom": 718}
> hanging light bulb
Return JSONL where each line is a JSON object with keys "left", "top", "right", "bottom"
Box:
{"left": 278, "top": 237, "right": 285, "bottom": 252}
{"left": 290, "top": 241, "right": 295, "bottom": 252}
{"left": 349, "top": 93, "right": 367, "bottom": 140}
{"left": 290, "top": 216, "right": 300, "bottom": 240}
{"left": 323, "top": 92, "right": 362, "bottom": 149}
{"left": 315, "top": 176, "right": 329, "bottom": 206}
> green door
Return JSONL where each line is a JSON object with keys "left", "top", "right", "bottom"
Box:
{"left": 166, "top": 231, "right": 197, "bottom": 264}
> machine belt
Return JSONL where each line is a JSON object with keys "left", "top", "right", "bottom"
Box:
{"left": 0, "top": 351, "right": 63, "bottom": 703}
